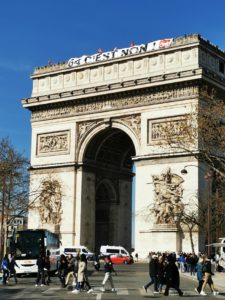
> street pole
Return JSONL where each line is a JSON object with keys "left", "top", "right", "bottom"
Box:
{"left": 205, "top": 171, "right": 212, "bottom": 257}
{"left": 0, "top": 174, "right": 6, "bottom": 259}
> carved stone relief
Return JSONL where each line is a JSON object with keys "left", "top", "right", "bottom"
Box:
{"left": 32, "top": 84, "right": 199, "bottom": 122}
{"left": 37, "top": 131, "right": 70, "bottom": 155}
{"left": 148, "top": 117, "right": 188, "bottom": 143}
{"left": 116, "top": 114, "right": 141, "bottom": 138}
{"left": 77, "top": 121, "right": 99, "bottom": 145}
{"left": 38, "top": 179, "right": 63, "bottom": 225}
{"left": 151, "top": 168, "right": 184, "bottom": 225}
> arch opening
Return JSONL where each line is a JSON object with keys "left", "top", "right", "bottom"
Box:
{"left": 81, "top": 127, "right": 136, "bottom": 252}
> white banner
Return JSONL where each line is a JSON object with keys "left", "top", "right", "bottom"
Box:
{"left": 67, "top": 38, "right": 173, "bottom": 68}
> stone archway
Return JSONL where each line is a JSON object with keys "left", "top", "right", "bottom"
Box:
{"left": 80, "top": 127, "right": 136, "bottom": 251}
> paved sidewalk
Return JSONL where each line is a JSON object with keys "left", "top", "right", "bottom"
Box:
{"left": 180, "top": 271, "right": 225, "bottom": 290}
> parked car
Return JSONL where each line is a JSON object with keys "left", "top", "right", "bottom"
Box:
{"left": 110, "top": 254, "right": 134, "bottom": 265}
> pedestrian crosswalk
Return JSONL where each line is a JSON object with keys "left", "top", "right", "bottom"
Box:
{"left": 1, "top": 285, "right": 224, "bottom": 299}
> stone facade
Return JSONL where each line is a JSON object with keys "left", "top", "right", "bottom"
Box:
{"left": 22, "top": 34, "right": 225, "bottom": 257}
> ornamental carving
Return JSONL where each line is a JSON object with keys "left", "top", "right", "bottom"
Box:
{"left": 119, "top": 115, "right": 141, "bottom": 137}
{"left": 32, "top": 84, "right": 199, "bottom": 121}
{"left": 152, "top": 168, "right": 184, "bottom": 225}
{"left": 149, "top": 117, "right": 188, "bottom": 142}
{"left": 38, "top": 179, "right": 62, "bottom": 225}
{"left": 37, "top": 131, "right": 69, "bottom": 155}
{"left": 199, "top": 84, "right": 217, "bottom": 100}
{"left": 77, "top": 121, "right": 99, "bottom": 144}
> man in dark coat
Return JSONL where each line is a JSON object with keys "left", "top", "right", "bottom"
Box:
{"left": 143, "top": 254, "right": 159, "bottom": 293}
{"left": 35, "top": 254, "right": 46, "bottom": 286}
{"left": 8, "top": 255, "right": 19, "bottom": 284}
{"left": 164, "top": 255, "right": 183, "bottom": 296}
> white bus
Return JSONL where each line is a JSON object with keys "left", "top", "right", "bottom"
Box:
{"left": 10, "top": 229, "right": 60, "bottom": 275}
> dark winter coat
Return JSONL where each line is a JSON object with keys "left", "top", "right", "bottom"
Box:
{"left": 8, "top": 258, "right": 19, "bottom": 273}
{"left": 158, "top": 261, "right": 166, "bottom": 283}
{"left": 149, "top": 258, "right": 158, "bottom": 277}
{"left": 202, "top": 259, "right": 213, "bottom": 274}
{"left": 164, "top": 261, "right": 180, "bottom": 287}
{"left": 36, "top": 256, "right": 46, "bottom": 270}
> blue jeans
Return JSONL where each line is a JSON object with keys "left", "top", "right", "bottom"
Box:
{"left": 144, "top": 275, "right": 158, "bottom": 291}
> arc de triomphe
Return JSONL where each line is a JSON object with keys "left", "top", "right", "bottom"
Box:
{"left": 22, "top": 34, "right": 225, "bottom": 257}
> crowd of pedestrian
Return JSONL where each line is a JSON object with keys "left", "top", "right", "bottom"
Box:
{"left": 143, "top": 251, "right": 220, "bottom": 296}
{"left": 38, "top": 251, "right": 118, "bottom": 294}
{"left": 143, "top": 252, "right": 183, "bottom": 296}
{"left": 0, "top": 250, "right": 118, "bottom": 294}
{"left": 1, "top": 250, "right": 222, "bottom": 296}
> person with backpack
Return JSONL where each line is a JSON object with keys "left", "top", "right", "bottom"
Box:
{"left": 1, "top": 254, "right": 10, "bottom": 284}
{"left": 200, "top": 254, "right": 219, "bottom": 296}
{"left": 101, "top": 255, "right": 117, "bottom": 292}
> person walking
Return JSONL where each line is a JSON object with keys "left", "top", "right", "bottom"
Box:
{"left": 57, "top": 254, "right": 68, "bottom": 288}
{"left": 35, "top": 254, "right": 46, "bottom": 286}
{"left": 93, "top": 254, "right": 100, "bottom": 271}
{"left": 164, "top": 255, "right": 183, "bottom": 296}
{"left": 190, "top": 253, "right": 197, "bottom": 276}
{"left": 73, "top": 251, "right": 80, "bottom": 287}
{"left": 8, "top": 255, "right": 19, "bottom": 284}
{"left": 44, "top": 251, "right": 51, "bottom": 285}
{"left": 157, "top": 255, "right": 166, "bottom": 293}
{"left": 143, "top": 254, "right": 159, "bottom": 293}
{"left": 135, "top": 253, "right": 139, "bottom": 262}
{"left": 72, "top": 253, "right": 93, "bottom": 294}
{"left": 1, "top": 254, "right": 10, "bottom": 284}
{"left": 179, "top": 253, "right": 186, "bottom": 272}
{"left": 200, "top": 255, "right": 219, "bottom": 296}
{"left": 195, "top": 257, "right": 204, "bottom": 294}
{"left": 101, "top": 255, "right": 117, "bottom": 292}
{"left": 65, "top": 254, "right": 76, "bottom": 286}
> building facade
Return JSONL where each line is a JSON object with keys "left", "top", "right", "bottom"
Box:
{"left": 22, "top": 34, "right": 225, "bottom": 257}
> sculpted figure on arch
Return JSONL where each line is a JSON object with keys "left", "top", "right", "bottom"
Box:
{"left": 152, "top": 168, "right": 184, "bottom": 225}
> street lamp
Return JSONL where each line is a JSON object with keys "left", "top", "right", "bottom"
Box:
{"left": 204, "top": 171, "right": 213, "bottom": 257}
{"left": 180, "top": 165, "right": 213, "bottom": 256}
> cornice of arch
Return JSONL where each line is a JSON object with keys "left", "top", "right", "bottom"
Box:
{"left": 30, "top": 80, "right": 201, "bottom": 122}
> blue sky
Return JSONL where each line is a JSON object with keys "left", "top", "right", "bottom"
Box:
{"left": 0, "top": 0, "right": 225, "bottom": 159}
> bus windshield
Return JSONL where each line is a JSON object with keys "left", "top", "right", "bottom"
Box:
{"left": 14, "top": 231, "right": 45, "bottom": 259}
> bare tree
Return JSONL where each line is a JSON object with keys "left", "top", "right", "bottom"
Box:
{"left": 0, "top": 138, "right": 29, "bottom": 259}
{"left": 159, "top": 86, "right": 225, "bottom": 178}
{"left": 154, "top": 84, "right": 225, "bottom": 245}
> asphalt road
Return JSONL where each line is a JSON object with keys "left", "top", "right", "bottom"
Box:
{"left": 0, "top": 263, "right": 225, "bottom": 299}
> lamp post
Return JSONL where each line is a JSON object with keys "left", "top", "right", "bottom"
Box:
{"left": 180, "top": 165, "right": 213, "bottom": 256}
{"left": 0, "top": 167, "right": 6, "bottom": 260}
{"left": 204, "top": 171, "right": 213, "bottom": 257}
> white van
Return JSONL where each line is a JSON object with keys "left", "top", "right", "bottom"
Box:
{"left": 100, "top": 245, "right": 130, "bottom": 257}
{"left": 60, "top": 245, "right": 94, "bottom": 260}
